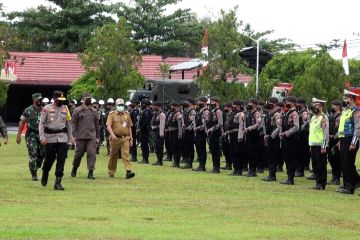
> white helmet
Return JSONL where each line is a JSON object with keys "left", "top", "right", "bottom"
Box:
{"left": 107, "top": 98, "right": 114, "bottom": 104}
{"left": 73, "top": 99, "right": 78, "bottom": 105}
{"left": 42, "top": 97, "right": 49, "bottom": 103}
{"left": 50, "top": 98, "right": 54, "bottom": 103}
{"left": 91, "top": 98, "right": 97, "bottom": 104}
{"left": 99, "top": 100, "right": 105, "bottom": 105}
{"left": 125, "top": 101, "right": 131, "bottom": 106}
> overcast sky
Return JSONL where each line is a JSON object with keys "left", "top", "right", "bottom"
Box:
{"left": 2, "top": 0, "right": 360, "bottom": 58}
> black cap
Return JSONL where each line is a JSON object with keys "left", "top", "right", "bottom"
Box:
{"left": 210, "top": 96, "right": 220, "bottom": 103}
{"left": 53, "top": 91, "right": 66, "bottom": 100}
{"left": 278, "top": 102, "right": 284, "bottom": 107}
{"left": 186, "top": 97, "right": 196, "bottom": 105}
{"left": 286, "top": 96, "right": 297, "bottom": 103}
{"left": 224, "top": 101, "right": 232, "bottom": 107}
{"left": 233, "top": 100, "right": 243, "bottom": 106}
{"left": 297, "top": 98, "right": 306, "bottom": 104}
{"left": 171, "top": 101, "right": 179, "bottom": 107}
{"left": 131, "top": 99, "right": 140, "bottom": 104}
{"left": 153, "top": 101, "right": 162, "bottom": 107}
{"left": 141, "top": 98, "right": 150, "bottom": 105}
{"left": 268, "top": 97, "right": 279, "bottom": 104}
{"left": 198, "top": 96, "right": 208, "bottom": 103}
{"left": 248, "top": 98, "right": 258, "bottom": 105}
{"left": 331, "top": 100, "right": 342, "bottom": 106}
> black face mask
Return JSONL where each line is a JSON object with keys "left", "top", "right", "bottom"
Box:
{"left": 171, "top": 107, "right": 175, "bottom": 112}
{"left": 210, "top": 104, "right": 216, "bottom": 109}
{"left": 84, "top": 99, "right": 92, "bottom": 106}
{"left": 342, "top": 101, "right": 349, "bottom": 107}
{"left": 35, "top": 101, "right": 42, "bottom": 107}
{"left": 198, "top": 103, "right": 204, "bottom": 108}
{"left": 268, "top": 103, "right": 274, "bottom": 109}
{"left": 313, "top": 108, "right": 320, "bottom": 114}
{"left": 331, "top": 108, "right": 336, "bottom": 113}
{"left": 296, "top": 105, "right": 301, "bottom": 110}
{"left": 246, "top": 105, "right": 253, "bottom": 110}
{"left": 224, "top": 108, "right": 229, "bottom": 113}
{"left": 285, "top": 103, "right": 292, "bottom": 109}
{"left": 56, "top": 100, "right": 64, "bottom": 107}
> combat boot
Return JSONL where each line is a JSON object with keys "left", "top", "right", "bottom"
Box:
{"left": 54, "top": 177, "right": 65, "bottom": 190}
{"left": 246, "top": 171, "right": 257, "bottom": 177}
{"left": 192, "top": 166, "right": 206, "bottom": 172}
{"left": 87, "top": 170, "right": 95, "bottom": 180}
{"left": 327, "top": 178, "right": 340, "bottom": 185}
{"left": 171, "top": 162, "right": 180, "bottom": 168}
{"left": 152, "top": 161, "right": 163, "bottom": 166}
{"left": 126, "top": 170, "right": 135, "bottom": 179}
{"left": 31, "top": 170, "right": 38, "bottom": 181}
{"left": 71, "top": 167, "right": 77, "bottom": 178}
{"left": 263, "top": 175, "right": 277, "bottom": 182}
{"left": 220, "top": 164, "right": 232, "bottom": 170}
{"left": 311, "top": 184, "right": 325, "bottom": 190}
{"left": 41, "top": 171, "right": 49, "bottom": 187}
{"left": 280, "top": 177, "right": 294, "bottom": 185}
{"left": 138, "top": 159, "right": 149, "bottom": 164}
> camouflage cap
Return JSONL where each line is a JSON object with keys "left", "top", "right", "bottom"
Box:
{"left": 32, "top": 93, "right": 42, "bottom": 100}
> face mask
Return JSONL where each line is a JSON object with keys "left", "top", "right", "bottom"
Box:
{"left": 210, "top": 104, "right": 216, "bottom": 109}
{"left": 84, "top": 99, "right": 92, "bottom": 106}
{"left": 224, "top": 108, "right": 229, "bottom": 113}
{"left": 35, "top": 101, "right": 42, "bottom": 107}
{"left": 116, "top": 106, "right": 124, "bottom": 112}
{"left": 56, "top": 100, "right": 63, "bottom": 107}
{"left": 342, "top": 101, "right": 349, "bottom": 107}
{"left": 246, "top": 105, "right": 253, "bottom": 110}
{"left": 171, "top": 107, "right": 175, "bottom": 111}
{"left": 285, "top": 103, "right": 292, "bottom": 109}
{"left": 296, "top": 105, "right": 301, "bottom": 110}
{"left": 268, "top": 103, "right": 274, "bottom": 109}
{"left": 313, "top": 108, "right": 320, "bottom": 114}
{"left": 198, "top": 103, "right": 204, "bottom": 108}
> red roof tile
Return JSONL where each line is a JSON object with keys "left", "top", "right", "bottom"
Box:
{"left": 7, "top": 52, "right": 252, "bottom": 85}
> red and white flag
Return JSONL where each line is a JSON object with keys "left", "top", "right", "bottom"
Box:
{"left": 342, "top": 39, "right": 349, "bottom": 75}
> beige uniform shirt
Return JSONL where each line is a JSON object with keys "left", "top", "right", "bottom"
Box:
{"left": 106, "top": 111, "right": 133, "bottom": 137}
{"left": 39, "top": 104, "right": 72, "bottom": 143}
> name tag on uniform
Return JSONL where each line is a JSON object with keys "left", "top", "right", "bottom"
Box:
{"left": 122, "top": 122, "right": 127, "bottom": 128}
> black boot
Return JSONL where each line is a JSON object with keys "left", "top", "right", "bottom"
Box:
{"left": 152, "top": 161, "right": 163, "bottom": 166}
{"left": 138, "top": 159, "right": 149, "bottom": 164}
{"left": 220, "top": 164, "right": 232, "bottom": 170}
{"left": 71, "top": 167, "right": 77, "bottom": 178}
{"left": 41, "top": 171, "right": 49, "bottom": 187}
{"left": 280, "top": 177, "right": 294, "bottom": 185}
{"left": 171, "top": 162, "right": 180, "bottom": 168}
{"left": 246, "top": 171, "right": 257, "bottom": 177}
{"left": 31, "top": 170, "right": 38, "bottom": 181}
{"left": 306, "top": 174, "right": 316, "bottom": 180}
{"left": 311, "top": 184, "right": 325, "bottom": 190}
{"left": 87, "top": 170, "right": 95, "bottom": 180}
{"left": 263, "top": 175, "right": 277, "bottom": 182}
{"left": 54, "top": 177, "right": 64, "bottom": 190}
{"left": 192, "top": 166, "right": 206, "bottom": 172}
{"left": 126, "top": 170, "right": 135, "bottom": 179}
{"left": 327, "top": 178, "right": 340, "bottom": 185}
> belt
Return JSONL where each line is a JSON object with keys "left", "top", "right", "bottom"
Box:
{"left": 151, "top": 126, "right": 159, "bottom": 130}
{"left": 44, "top": 127, "right": 67, "bottom": 134}
{"left": 225, "top": 129, "right": 239, "bottom": 135}
{"left": 168, "top": 127, "right": 178, "bottom": 131}
{"left": 115, "top": 135, "right": 129, "bottom": 139}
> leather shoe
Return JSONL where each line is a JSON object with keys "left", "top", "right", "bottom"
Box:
{"left": 263, "top": 176, "right": 276, "bottom": 182}
{"left": 336, "top": 187, "right": 354, "bottom": 194}
{"left": 126, "top": 171, "right": 135, "bottom": 179}
{"left": 327, "top": 178, "right": 340, "bottom": 185}
{"left": 152, "top": 161, "right": 163, "bottom": 166}
{"left": 192, "top": 167, "right": 206, "bottom": 172}
{"left": 280, "top": 179, "right": 294, "bottom": 185}
{"left": 306, "top": 174, "right": 316, "bottom": 180}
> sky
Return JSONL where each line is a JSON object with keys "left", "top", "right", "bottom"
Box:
{"left": 2, "top": 0, "right": 360, "bottom": 59}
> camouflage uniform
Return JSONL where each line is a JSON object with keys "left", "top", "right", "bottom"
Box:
{"left": 21, "top": 105, "right": 45, "bottom": 173}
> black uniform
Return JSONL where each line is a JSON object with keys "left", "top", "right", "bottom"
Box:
{"left": 228, "top": 110, "right": 245, "bottom": 175}
{"left": 328, "top": 112, "right": 341, "bottom": 183}
{"left": 245, "top": 109, "right": 260, "bottom": 176}
{"left": 130, "top": 108, "right": 140, "bottom": 161}
{"left": 183, "top": 108, "right": 196, "bottom": 167}
{"left": 194, "top": 107, "right": 208, "bottom": 171}
{"left": 139, "top": 107, "right": 152, "bottom": 163}
{"left": 168, "top": 110, "right": 183, "bottom": 167}
{"left": 206, "top": 107, "right": 222, "bottom": 172}
{"left": 222, "top": 110, "right": 232, "bottom": 170}
{"left": 296, "top": 109, "right": 310, "bottom": 176}
{"left": 150, "top": 110, "right": 165, "bottom": 164}
{"left": 164, "top": 109, "right": 173, "bottom": 161}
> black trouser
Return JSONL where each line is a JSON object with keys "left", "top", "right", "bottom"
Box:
{"left": 257, "top": 136, "right": 266, "bottom": 170}
{"left": 267, "top": 137, "right": 280, "bottom": 177}
{"left": 209, "top": 130, "right": 221, "bottom": 170}
{"left": 310, "top": 146, "right": 327, "bottom": 188}
{"left": 140, "top": 130, "right": 150, "bottom": 161}
{"left": 43, "top": 142, "right": 68, "bottom": 177}
{"left": 170, "top": 130, "right": 182, "bottom": 165}
{"left": 328, "top": 138, "right": 341, "bottom": 180}
{"left": 195, "top": 130, "right": 207, "bottom": 168}
{"left": 229, "top": 133, "right": 245, "bottom": 172}
{"left": 297, "top": 131, "right": 310, "bottom": 172}
{"left": 221, "top": 134, "right": 231, "bottom": 167}
{"left": 246, "top": 132, "right": 259, "bottom": 173}
{"left": 340, "top": 137, "right": 360, "bottom": 190}
{"left": 130, "top": 127, "right": 137, "bottom": 160}
{"left": 183, "top": 130, "right": 195, "bottom": 165}
{"left": 283, "top": 136, "right": 297, "bottom": 179}
{"left": 278, "top": 139, "right": 285, "bottom": 170}
{"left": 165, "top": 130, "right": 172, "bottom": 160}
{"left": 154, "top": 131, "right": 164, "bottom": 162}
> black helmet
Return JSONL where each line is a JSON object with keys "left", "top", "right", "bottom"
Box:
{"left": 141, "top": 98, "right": 151, "bottom": 106}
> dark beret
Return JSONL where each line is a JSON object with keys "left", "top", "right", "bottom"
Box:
{"left": 331, "top": 100, "right": 342, "bottom": 106}
{"left": 186, "top": 97, "right": 196, "bottom": 105}
{"left": 171, "top": 101, "right": 179, "bottom": 106}
{"left": 153, "top": 101, "right": 162, "bottom": 107}
{"left": 268, "top": 97, "right": 279, "bottom": 104}
{"left": 233, "top": 99, "right": 243, "bottom": 106}
{"left": 224, "top": 101, "right": 232, "bottom": 107}
{"left": 297, "top": 98, "right": 306, "bottom": 104}
{"left": 278, "top": 102, "right": 284, "bottom": 107}
{"left": 199, "top": 96, "right": 208, "bottom": 103}
{"left": 286, "top": 96, "right": 297, "bottom": 103}
{"left": 210, "top": 96, "right": 220, "bottom": 103}
{"left": 249, "top": 98, "right": 258, "bottom": 105}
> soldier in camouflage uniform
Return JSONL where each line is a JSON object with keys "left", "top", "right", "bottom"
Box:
{"left": 16, "top": 93, "right": 45, "bottom": 181}
{"left": 0, "top": 115, "right": 8, "bottom": 146}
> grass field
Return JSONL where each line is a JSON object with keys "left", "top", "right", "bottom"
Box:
{"left": 0, "top": 134, "right": 360, "bottom": 240}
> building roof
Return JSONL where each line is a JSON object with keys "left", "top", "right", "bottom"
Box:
{"left": 7, "top": 52, "right": 251, "bottom": 86}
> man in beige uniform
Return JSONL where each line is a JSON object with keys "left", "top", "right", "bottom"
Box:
{"left": 106, "top": 98, "right": 135, "bottom": 179}
{"left": 39, "top": 91, "right": 73, "bottom": 190}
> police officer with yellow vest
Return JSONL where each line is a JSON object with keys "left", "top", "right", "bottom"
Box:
{"left": 308, "top": 98, "right": 329, "bottom": 190}
{"left": 336, "top": 90, "right": 360, "bottom": 194}
{"left": 39, "top": 91, "right": 73, "bottom": 190}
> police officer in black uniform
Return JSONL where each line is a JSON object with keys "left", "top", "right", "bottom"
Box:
{"left": 221, "top": 102, "right": 233, "bottom": 170}
{"left": 244, "top": 98, "right": 261, "bottom": 177}
{"left": 193, "top": 97, "right": 210, "bottom": 172}
{"left": 164, "top": 102, "right": 173, "bottom": 161}
{"left": 130, "top": 99, "right": 140, "bottom": 162}
{"left": 182, "top": 97, "right": 197, "bottom": 169}
{"left": 295, "top": 98, "right": 310, "bottom": 177}
{"left": 150, "top": 101, "right": 166, "bottom": 166}
{"left": 263, "top": 97, "right": 281, "bottom": 182}
{"left": 168, "top": 102, "right": 183, "bottom": 167}
{"left": 206, "top": 97, "right": 223, "bottom": 174}
{"left": 138, "top": 98, "right": 152, "bottom": 164}
{"left": 327, "top": 100, "right": 342, "bottom": 185}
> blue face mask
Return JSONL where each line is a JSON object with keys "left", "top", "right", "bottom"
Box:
{"left": 116, "top": 106, "right": 124, "bottom": 112}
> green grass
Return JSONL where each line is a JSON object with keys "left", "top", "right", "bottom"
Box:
{"left": 0, "top": 134, "right": 360, "bottom": 240}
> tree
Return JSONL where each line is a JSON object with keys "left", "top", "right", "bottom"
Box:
{"left": 0, "top": 3, "right": 9, "bottom": 107}
{"left": 115, "top": 0, "right": 203, "bottom": 57}
{"left": 67, "top": 72, "right": 102, "bottom": 100}
{"left": 79, "top": 19, "right": 144, "bottom": 100}
{"left": 7, "top": 0, "right": 114, "bottom": 52}
{"left": 349, "top": 59, "right": 360, "bottom": 86}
